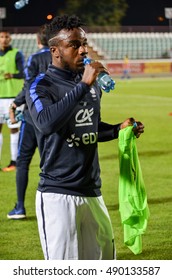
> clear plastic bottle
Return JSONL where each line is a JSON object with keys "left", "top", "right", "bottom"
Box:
{"left": 4, "top": 110, "right": 23, "bottom": 122}
{"left": 14, "top": 0, "right": 29, "bottom": 10}
{"left": 5, "top": 110, "right": 23, "bottom": 128}
{"left": 83, "top": 57, "right": 115, "bottom": 93}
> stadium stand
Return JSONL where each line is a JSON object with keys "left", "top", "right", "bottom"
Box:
{"left": 11, "top": 32, "right": 172, "bottom": 61}
{"left": 11, "top": 33, "right": 38, "bottom": 59}
{"left": 87, "top": 32, "right": 172, "bottom": 60}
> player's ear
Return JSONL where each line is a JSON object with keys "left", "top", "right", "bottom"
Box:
{"left": 50, "top": 46, "right": 59, "bottom": 57}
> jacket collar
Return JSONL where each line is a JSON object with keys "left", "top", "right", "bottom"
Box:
{"left": 48, "top": 63, "right": 82, "bottom": 82}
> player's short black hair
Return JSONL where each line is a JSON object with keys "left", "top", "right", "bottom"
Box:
{"left": 37, "top": 24, "right": 49, "bottom": 47}
{"left": 46, "top": 14, "right": 85, "bottom": 44}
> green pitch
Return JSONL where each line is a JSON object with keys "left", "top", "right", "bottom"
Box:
{"left": 0, "top": 77, "right": 172, "bottom": 260}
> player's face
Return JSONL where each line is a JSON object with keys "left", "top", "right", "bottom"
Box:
{"left": 50, "top": 27, "right": 88, "bottom": 73}
{"left": 0, "top": 32, "right": 11, "bottom": 50}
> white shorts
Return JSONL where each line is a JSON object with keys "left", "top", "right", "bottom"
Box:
{"left": 36, "top": 191, "right": 116, "bottom": 260}
{"left": 0, "top": 98, "right": 24, "bottom": 127}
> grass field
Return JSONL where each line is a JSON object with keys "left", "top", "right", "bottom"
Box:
{"left": 0, "top": 77, "right": 172, "bottom": 260}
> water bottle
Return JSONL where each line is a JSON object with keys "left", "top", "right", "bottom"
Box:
{"left": 15, "top": 110, "right": 23, "bottom": 122}
{"left": 5, "top": 110, "right": 23, "bottom": 129}
{"left": 4, "top": 110, "right": 23, "bottom": 123}
{"left": 83, "top": 57, "right": 115, "bottom": 93}
{"left": 14, "top": 0, "right": 29, "bottom": 10}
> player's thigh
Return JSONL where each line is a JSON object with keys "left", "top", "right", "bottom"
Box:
{"left": 36, "top": 192, "right": 78, "bottom": 259}
{"left": 87, "top": 196, "right": 115, "bottom": 259}
{"left": 42, "top": 193, "right": 76, "bottom": 233}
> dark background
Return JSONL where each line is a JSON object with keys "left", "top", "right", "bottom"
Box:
{"left": 0, "top": 0, "right": 172, "bottom": 27}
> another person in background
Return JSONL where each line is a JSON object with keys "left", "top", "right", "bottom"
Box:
{"left": 169, "top": 47, "right": 172, "bottom": 59}
{"left": 0, "top": 30, "right": 25, "bottom": 171}
{"left": 26, "top": 15, "right": 144, "bottom": 260}
{"left": 121, "top": 54, "right": 131, "bottom": 79}
{"left": 7, "top": 25, "right": 51, "bottom": 219}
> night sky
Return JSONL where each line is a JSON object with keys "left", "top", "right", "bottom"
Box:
{"left": 0, "top": 0, "right": 172, "bottom": 27}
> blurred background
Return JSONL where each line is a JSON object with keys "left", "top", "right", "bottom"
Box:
{"left": 0, "top": 0, "right": 172, "bottom": 77}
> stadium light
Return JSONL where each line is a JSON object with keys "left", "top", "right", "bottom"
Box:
{"left": 157, "top": 16, "right": 164, "bottom": 22}
{"left": 47, "top": 14, "right": 53, "bottom": 20}
{"left": 0, "top": 7, "right": 6, "bottom": 29}
{"left": 164, "top": 7, "right": 172, "bottom": 32}
{"left": 14, "top": 0, "right": 29, "bottom": 10}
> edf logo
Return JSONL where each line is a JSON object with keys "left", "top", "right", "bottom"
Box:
{"left": 67, "top": 132, "right": 98, "bottom": 147}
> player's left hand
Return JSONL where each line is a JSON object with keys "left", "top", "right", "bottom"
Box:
{"left": 120, "top": 117, "right": 144, "bottom": 138}
{"left": 4, "top": 73, "right": 13, "bottom": 79}
{"left": 133, "top": 121, "right": 144, "bottom": 138}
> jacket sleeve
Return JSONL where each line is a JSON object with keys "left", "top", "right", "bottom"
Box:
{"left": 26, "top": 79, "right": 90, "bottom": 135}
{"left": 13, "top": 51, "right": 25, "bottom": 79}
{"left": 98, "top": 121, "right": 121, "bottom": 141}
{"left": 13, "top": 86, "right": 26, "bottom": 106}
{"left": 24, "top": 54, "right": 38, "bottom": 83}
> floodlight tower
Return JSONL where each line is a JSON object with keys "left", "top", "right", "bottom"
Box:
{"left": 164, "top": 7, "right": 172, "bottom": 32}
{"left": 0, "top": 7, "right": 6, "bottom": 29}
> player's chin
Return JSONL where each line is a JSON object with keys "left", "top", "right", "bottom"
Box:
{"left": 76, "top": 64, "right": 85, "bottom": 73}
